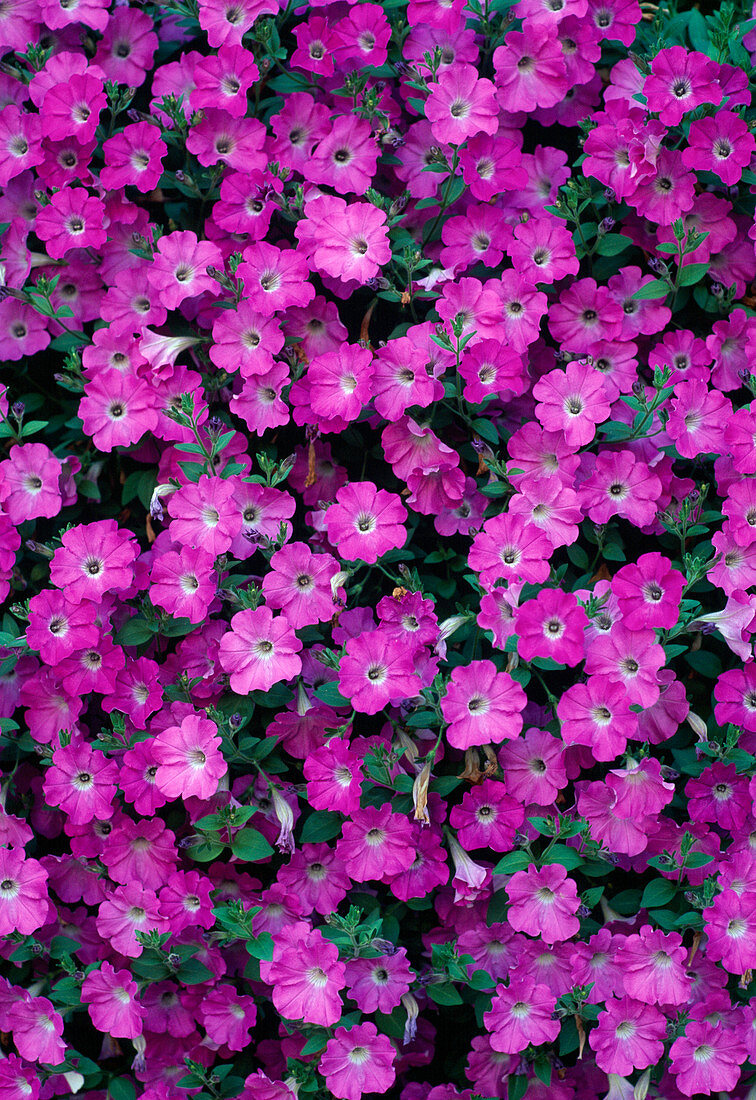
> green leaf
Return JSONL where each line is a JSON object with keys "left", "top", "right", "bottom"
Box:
{"left": 542, "top": 844, "right": 584, "bottom": 871}
{"left": 187, "top": 840, "right": 226, "bottom": 863}
{"left": 631, "top": 279, "right": 669, "bottom": 300}
{"left": 478, "top": 481, "right": 508, "bottom": 497}
{"left": 685, "top": 650, "right": 722, "bottom": 679}
{"left": 471, "top": 417, "right": 498, "bottom": 445}
{"left": 116, "top": 618, "right": 156, "bottom": 646}
{"left": 427, "top": 982, "right": 464, "bottom": 1006}
{"left": 160, "top": 616, "right": 196, "bottom": 638}
{"left": 300, "top": 810, "right": 343, "bottom": 844}
{"left": 176, "top": 957, "right": 214, "bottom": 984}
{"left": 109, "top": 1080, "right": 136, "bottom": 1100}
{"left": 595, "top": 233, "right": 634, "bottom": 256}
{"left": 493, "top": 850, "right": 531, "bottom": 875}
{"left": 534, "top": 1058, "right": 552, "bottom": 1087}
{"left": 678, "top": 262, "right": 708, "bottom": 287}
{"left": 641, "top": 879, "right": 677, "bottom": 909}
{"left": 300, "top": 1031, "right": 328, "bottom": 1056}
{"left": 581, "top": 886, "right": 604, "bottom": 909}
{"left": 313, "top": 681, "right": 350, "bottom": 707}
{"left": 508, "top": 1075, "right": 528, "bottom": 1100}
{"left": 684, "top": 851, "right": 714, "bottom": 869}
{"left": 230, "top": 828, "right": 274, "bottom": 862}
{"left": 246, "top": 932, "right": 274, "bottom": 961}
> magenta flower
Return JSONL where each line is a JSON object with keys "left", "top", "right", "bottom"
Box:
{"left": 505, "top": 863, "right": 580, "bottom": 943}
{"left": 260, "top": 921, "right": 346, "bottom": 1026}
{"left": 336, "top": 804, "right": 415, "bottom": 882}
{"left": 578, "top": 449, "right": 662, "bottom": 527}
{"left": 26, "top": 589, "right": 98, "bottom": 664}
{"left": 199, "top": 985, "right": 257, "bottom": 1051}
{"left": 148, "top": 230, "right": 223, "bottom": 311}
{"left": 533, "top": 360, "right": 611, "bottom": 446}
{"left": 515, "top": 589, "right": 587, "bottom": 666}
{"left": 305, "top": 347, "right": 373, "bottom": 426}
{"left": 325, "top": 482, "right": 407, "bottom": 565}
{"left": 0, "top": 443, "right": 62, "bottom": 524}
{"left": 612, "top": 552, "right": 686, "bottom": 629}
{"left": 584, "top": 625, "right": 665, "bottom": 708}
{"left": 425, "top": 64, "right": 498, "bottom": 144}
{"left": 617, "top": 926, "right": 692, "bottom": 1006}
{"left": 296, "top": 194, "right": 391, "bottom": 284}
{"left": 81, "top": 962, "right": 144, "bottom": 1039}
{"left": 79, "top": 369, "right": 159, "bottom": 452}
{"left": 344, "top": 951, "right": 412, "bottom": 1015}
{"left": 589, "top": 996, "right": 666, "bottom": 1075}
{"left": 153, "top": 713, "right": 227, "bottom": 801}
{"left": 96, "top": 882, "right": 166, "bottom": 957}
{"left": 441, "top": 659, "right": 526, "bottom": 750}
{"left": 168, "top": 475, "right": 242, "bottom": 556}
{"left": 468, "top": 513, "right": 552, "bottom": 587}
{"left": 319, "top": 1023, "right": 396, "bottom": 1100}
{"left": 703, "top": 889, "right": 756, "bottom": 974}
{"left": 338, "top": 629, "right": 420, "bottom": 715}
{"left": 669, "top": 1021, "right": 747, "bottom": 1096}
{"left": 0, "top": 848, "right": 48, "bottom": 936}
{"left": 100, "top": 121, "right": 167, "bottom": 192}
{"left": 49, "top": 519, "right": 137, "bottom": 603}
{"left": 449, "top": 779, "right": 524, "bottom": 852}
{"left": 150, "top": 546, "right": 217, "bottom": 623}
{"left": 498, "top": 727, "right": 567, "bottom": 806}
{"left": 8, "top": 997, "right": 66, "bottom": 1065}
{"left": 304, "top": 738, "right": 363, "bottom": 815}
{"left": 219, "top": 607, "right": 302, "bottom": 693}
{"left": 483, "top": 977, "right": 559, "bottom": 1053}
{"left": 34, "top": 187, "right": 106, "bottom": 260}
{"left": 644, "top": 45, "right": 722, "bottom": 125}
{"left": 43, "top": 742, "right": 118, "bottom": 825}
{"left": 493, "top": 26, "right": 567, "bottom": 112}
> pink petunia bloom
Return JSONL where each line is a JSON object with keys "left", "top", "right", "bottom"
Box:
{"left": 515, "top": 589, "right": 587, "bottom": 667}
{"left": 493, "top": 26, "right": 567, "bottom": 112}
{"left": 79, "top": 369, "right": 158, "bottom": 452}
{"left": 344, "top": 951, "right": 412, "bottom": 1015}
{"left": 644, "top": 46, "right": 722, "bottom": 125}
{"left": 425, "top": 64, "right": 498, "bottom": 144}
{"left": 168, "top": 475, "right": 242, "bottom": 556}
{"left": 584, "top": 625, "right": 665, "bottom": 708}
{"left": 449, "top": 779, "right": 524, "bottom": 851}
{"left": 150, "top": 546, "right": 217, "bottom": 624}
{"left": 533, "top": 360, "right": 611, "bottom": 446}
{"left": 148, "top": 231, "right": 223, "bottom": 311}
{"left": 589, "top": 996, "right": 666, "bottom": 1075}
{"left": 81, "top": 961, "right": 144, "bottom": 1039}
{"left": 296, "top": 194, "right": 390, "bottom": 284}
{"left": 153, "top": 714, "right": 227, "bottom": 801}
{"left": 468, "top": 514, "right": 552, "bottom": 587}
{"left": 498, "top": 727, "right": 567, "bottom": 805}
{"left": 483, "top": 977, "right": 560, "bottom": 1053}
{"left": 304, "top": 738, "right": 363, "bottom": 815}
{"left": 158, "top": 869, "right": 215, "bottom": 932}
{"left": 43, "top": 742, "right": 119, "bottom": 825}
{"left": 260, "top": 921, "right": 346, "bottom": 1026}
{"left": 703, "top": 889, "right": 756, "bottom": 974}
{"left": 505, "top": 863, "right": 580, "bottom": 943}
{"left": 338, "top": 629, "right": 420, "bottom": 714}
{"left": 669, "top": 1021, "right": 747, "bottom": 1096}
{"left": 49, "top": 519, "right": 138, "bottom": 603}
{"left": 8, "top": 997, "right": 66, "bottom": 1065}
{"left": 261, "top": 542, "right": 341, "bottom": 628}
{"left": 617, "top": 926, "right": 692, "bottom": 1006}
{"left": 238, "top": 241, "right": 314, "bottom": 315}
{"left": 96, "top": 882, "right": 166, "bottom": 957}
{"left": 219, "top": 607, "right": 302, "bottom": 693}
{"left": 683, "top": 111, "right": 755, "bottom": 187}
{"left": 34, "top": 187, "right": 107, "bottom": 260}
{"left": 578, "top": 449, "right": 662, "bottom": 527}
{"left": 26, "top": 589, "right": 98, "bottom": 664}
{"left": 0, "top": 848, "right": 48, "bottom": 935}
{"left": 210, "top": 301, "right": 283, "bottom": 378}
{"left": 325, "top": 482, "right": 407, "bottom": 565}
{"left": 319, "top": 1023, "right": 396, "bottom": 1100}
{"left": 336, "top": 804, "right": 415, "bottom": 882}
{"left": 199, "top": 985, "right": 257, "bottom": 1051}
{"left": 441, "top": 660, "right": 526, "bottom": 750}
{"left": 612, "top": 552, "right": 686, "bottom": 630}
{"left": 0, "top": 443, "right": 62, "bottom": 524}
{"left": 100, "top": 121, "right": 167, "bottom": 192}
{"left": 686, "top": 761, "right": 750, "bottom": 832}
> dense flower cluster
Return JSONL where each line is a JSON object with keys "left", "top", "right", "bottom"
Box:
{"left": 1, "top": 0, "right": 756, "bottom": 1097}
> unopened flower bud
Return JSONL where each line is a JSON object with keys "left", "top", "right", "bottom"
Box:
{"left": 412, "top": 760, "right": 432, "bottom": 826}
{"left": 401, "top": 993, "right": 419, "bottom": 1044}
